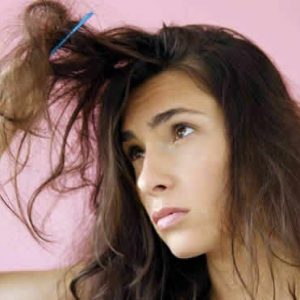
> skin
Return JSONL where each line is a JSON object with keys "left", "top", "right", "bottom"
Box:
{"left": 122, "top": 69, "right": 300, "bottom": 300}
{"left": 0, "top": 69, "right": 298, "bottom": 299}
{"left": 122, "top": 69, "right": 230, "bottom": 259}
{"left": 0, "top": 268, "right": 74, "bottom": 300}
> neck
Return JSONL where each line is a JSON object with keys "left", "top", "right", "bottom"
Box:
{"left": 206, "top": 235, "right": 300, "bottom": 300}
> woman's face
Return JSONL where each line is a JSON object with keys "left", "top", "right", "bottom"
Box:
{"left": 121, "top": 69, "right": 230, "bottom": 259}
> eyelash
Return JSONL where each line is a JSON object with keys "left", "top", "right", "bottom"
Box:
{"left": 125, "top": 123, "right": 194, "bottom": 162}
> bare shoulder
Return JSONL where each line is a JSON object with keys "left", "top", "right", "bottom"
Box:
{"left": 0, "top": 266, "right": 79, "bottom": 300}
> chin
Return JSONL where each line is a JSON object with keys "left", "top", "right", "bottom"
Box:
{"left": 169, "top": 247, "right": 204, "bottom": 259}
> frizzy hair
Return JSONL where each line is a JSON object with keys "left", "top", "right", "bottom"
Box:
{"left": 0, "top": 0, "right": 300, "bottom": 299}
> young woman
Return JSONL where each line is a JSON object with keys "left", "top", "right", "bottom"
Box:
{"left": 0, "top": 1, "right": 299, "bottom": 299}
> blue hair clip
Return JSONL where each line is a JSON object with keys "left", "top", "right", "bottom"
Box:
{"left": 50, "top": 11, "right": 94, "bottom": 56}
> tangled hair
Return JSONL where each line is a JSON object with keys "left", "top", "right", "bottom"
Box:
{"left": 1, "top": 0, "right": 300, "bottom": 299}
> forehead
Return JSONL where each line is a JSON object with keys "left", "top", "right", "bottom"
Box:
{"left": 128, "top": 69, "right": 205, "bottom": 106}
{"left": 122, "top": 69, "right": 220, "bottom": 128}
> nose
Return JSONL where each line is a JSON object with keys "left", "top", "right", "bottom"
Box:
{"left": 136, "top": 147, "right": 174, "bottom": 197}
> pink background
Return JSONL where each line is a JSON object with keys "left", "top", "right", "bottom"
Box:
{"left": 0, "top": 0, "right": 299, "bottom": 271}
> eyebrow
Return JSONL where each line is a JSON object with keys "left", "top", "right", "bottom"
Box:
{"left": 121, "top": 107, "right": 205, "bottom": 143}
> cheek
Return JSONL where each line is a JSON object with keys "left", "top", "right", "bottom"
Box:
{"left": 177, "top": 142, "right": 229, "bottom": 219}
{"left": 183, "top": 160, "right": 226, "bottom": 210}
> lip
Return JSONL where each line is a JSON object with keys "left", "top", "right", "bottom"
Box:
{"left": 151, "top": 207, "right": 190, "bottom": 225}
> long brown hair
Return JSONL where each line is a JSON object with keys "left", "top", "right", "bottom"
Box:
{"left": 1, "top": 0, "right": 300, "bottom": 299}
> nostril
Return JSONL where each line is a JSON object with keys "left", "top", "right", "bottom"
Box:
{"left": 155, "top": 185, "right": 166, "bottom": 191}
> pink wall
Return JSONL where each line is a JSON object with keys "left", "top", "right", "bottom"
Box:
{"left": 0, "top": 0, "right": 299, "bottom": 271}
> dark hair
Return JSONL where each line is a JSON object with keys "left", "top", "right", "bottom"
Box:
{"left": 1, "top": 0, "right": 300, "bottom": 299}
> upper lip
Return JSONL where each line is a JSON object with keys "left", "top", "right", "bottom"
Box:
{"left": 151, "top": 207, "right": 190, "bottom": 224}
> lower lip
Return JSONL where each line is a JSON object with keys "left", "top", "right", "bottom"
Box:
{"left": 156, "top": 212, "right": 189, "bottom": 230}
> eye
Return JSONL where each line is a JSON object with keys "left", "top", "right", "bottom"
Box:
{"left": 126, "top": 145, "right": 144, "bottom": 162}
{"left": 173, "top": 123, "right": 194, "bottom": 141}
{"left": 124, "top": 123, "right": 194, "bottom": 162}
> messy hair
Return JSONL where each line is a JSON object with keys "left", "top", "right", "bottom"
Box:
{"left": 0, "top": 0, "right": 300, "bottom": 299}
